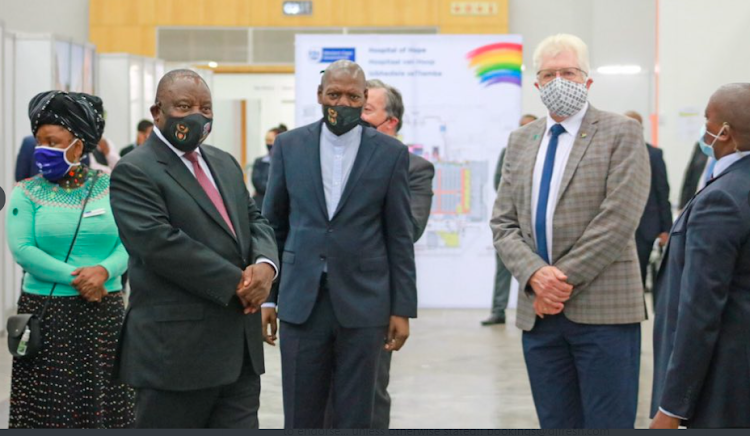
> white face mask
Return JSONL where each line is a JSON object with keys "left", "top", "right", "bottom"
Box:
{"left": 540, "top": 77, "right": 588, "bottom": 118}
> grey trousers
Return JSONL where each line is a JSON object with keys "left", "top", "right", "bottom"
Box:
{"left": 491, "top": 253, "right": 512, "bottom": 316}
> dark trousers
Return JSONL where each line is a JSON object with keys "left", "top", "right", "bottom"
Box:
{"left": 636, "top": 234, "right": 653, "bottom": 288}
{"left": 636, "top": 235, "right": 662, "bottom": 310}
{"left": 324, "top": 349, "right": 392, "bottom": 429}
{"left": 134, "top": 357, "right": 261, "bottom": 428}
{"left": 490, "top": 253, "right": 512, "bottom": 317}
{"left": 372, "top": 349, "right": 392, "bottom": 429}
{"left": 281, "top": 279, "right": 386, "bottom": 429}
{"left": 522, "top": 314, "right": 641, "bottom": 429}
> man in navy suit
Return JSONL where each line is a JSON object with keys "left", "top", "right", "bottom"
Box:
{"left": 625, "top": 111, "right": 672, "bottom": 300}
{"left": 651, "top": 83, "right": 750, "bottom": 429}
{"left": 261, "top": 61, "right": 417, "bottom": 429}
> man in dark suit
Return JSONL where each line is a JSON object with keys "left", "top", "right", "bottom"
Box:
{"left": 625, "top": 111, "right": 673, "bottom": 299}
{"left": 261, "top": 61, "right": 417, "bottom": 429}
{"left": 482, "top": 114, "right": 538, "bottom": 326}
{"left": 110, "top": 69, "right": 279, "bottom": 429}
{"left": 678, "top": 142, "right": 708, "bottom": 210}
{"left": 361, "top": 79, "right": 433, "bottom": 428}
{"left": 651, "top": 83, "right": 750, "bottom": 429}
{"left": 119, "top": 119, "right": 154, "bottom": 157}
{"left": 14, "top": 136, "right": 39, "bottom": 181}
{"left": 250, "top": 125, "right": 287, "bottom": 210}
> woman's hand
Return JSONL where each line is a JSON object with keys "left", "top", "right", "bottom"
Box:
{"left": 72, "top": 266, "right": 109, "bottom": 302}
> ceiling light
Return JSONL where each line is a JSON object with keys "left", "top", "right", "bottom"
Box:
{"left": 596, "top": 65, "right": 642, "bottom": 75}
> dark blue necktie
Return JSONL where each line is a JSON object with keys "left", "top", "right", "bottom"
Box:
{"left": 535, "top": 124, "right": 566, "bottom": 263}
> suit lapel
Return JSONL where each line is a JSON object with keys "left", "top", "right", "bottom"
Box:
{"left": 201, "top": 146, "right": 245, "bottom": 251}
{"left": 555, "top": 106, "right": 599, "bottom": 203}
{"left": 523, "top": 122, "right": 547, "bottom": 228}
{"left": 153, "top": 140, "right": 238, "bottom": 242}
{"left": 332, "top": 127, "right": 377, "bottom": 220}
{"left": 656, "top": 156, "right": 750, "bottom": 284}
{"left": 304, "top": 122, "right": 329, "bottom": 220}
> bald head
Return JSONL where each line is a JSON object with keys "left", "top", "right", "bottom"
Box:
{"left": 709, "top": 83, "right": 750, "bottom": 148}
{"left": 156, "top": 69, "right": 209, "bottom": 104}
{"left": 320, "top": 60, "right": 366, "bottom": 88}
{"left": 151, "top": 69, "right": 213, "bottom": 133}
{"left": 624, "top": 111, "right": 643, "bottom": 125}
{"left": 317, "top": 60, "right": 368, "bottom": 110}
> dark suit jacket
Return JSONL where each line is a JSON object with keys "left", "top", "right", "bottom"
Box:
{"left": 110, "top": 134, "right": 279, "bottom": 392}
{"left": 263, "top": 121, "right": 417, "bottom": 328}
{"left": 408, "top": 153, "right": 434, "bottom": 242}
{"left": 637, "top": 144, "right": 672, "bottom": 242}
{"left": 15, "top": 136, "right": 39, "bottom": 182}
{"left": 679, "top": 142, "right": 708, "bottom": 210}
{"left": 251, "top": 156, "right": 271, "bottom": 209}
{"left": 651, "top": 155, "right": 750, "bottom": 427}
{"left": 120, "top": 143, "right": 136, "bottom": 157}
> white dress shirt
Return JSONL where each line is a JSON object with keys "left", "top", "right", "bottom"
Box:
{"left": 320, "top": 123, "right": 362, "bottom": 220}
{"left": 712, "top": 150, "right": 749, "bottom": 179}
{"left": 154, "top": 127, "right": 278, "bottom": 279}
{"left": 531, "top": 102, "right": 589, "bottom": 262}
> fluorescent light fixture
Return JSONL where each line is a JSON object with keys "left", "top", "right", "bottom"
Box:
{"left": 208, "top": 61, "right": 218, "bottom": 68}
{"left": 596, "top": 65, "right": 642, "bottom": 75}
{"left": 283, "top": 1, "right": 313, "bottom": 16}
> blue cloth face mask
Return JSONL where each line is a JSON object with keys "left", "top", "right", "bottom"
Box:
{"left": 34, "top": 139, "right": 81, "bottom": 181}
{"left": 698, "top": 124, "right": 725, "bottom": 159}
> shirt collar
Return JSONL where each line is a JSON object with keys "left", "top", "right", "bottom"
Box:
{"left": 545, "top": 102, "right": 589, "bottom": 138}
{"left": 321, "top": 123, "right": 362, "bottom": 145}
{"left": 154, "top": 126, "right": 202, "bottom": 158}
{"left": 713, "top": 150, "right": 750, "bottom": 178}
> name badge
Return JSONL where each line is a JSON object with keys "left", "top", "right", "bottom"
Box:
{"left": 83, "top": 208, "right": 106, "bottom": 218}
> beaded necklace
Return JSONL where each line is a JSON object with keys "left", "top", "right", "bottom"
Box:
{"left": 57, "top": 165, "right": 89, "bottom": 193}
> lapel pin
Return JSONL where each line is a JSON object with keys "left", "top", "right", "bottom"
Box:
{"left": 581, "top": 133, "right": 588, "bottom": 138}
{"left": 533, "top": 134, "right": 540, "bottom": 140}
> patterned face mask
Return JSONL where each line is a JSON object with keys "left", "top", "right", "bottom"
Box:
{"left": 540, "top": 77, "right": 588, "bottom": 118}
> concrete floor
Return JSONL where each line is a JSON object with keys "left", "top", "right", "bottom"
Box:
{"left": 0, "top": 308, "right": 656, "bottom": 429}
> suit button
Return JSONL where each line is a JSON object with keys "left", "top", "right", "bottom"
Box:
{"left": 320, "top": 256, "right": 326, "bottom": 261}
{"left": 327, "top": 228, "right": 333, "bottom": 233}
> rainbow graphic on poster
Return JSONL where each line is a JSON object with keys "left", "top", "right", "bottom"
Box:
{"left": 467, "top": 42, "right": 522, "bottom": 87}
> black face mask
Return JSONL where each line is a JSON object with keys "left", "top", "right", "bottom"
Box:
{"left": 266, "top": 143, "right": 273, "bottom": 154}
{"left": 322, "top": 105, "right": 363, "bottom": 136}
{"left": 161, "top": 112, "right": 213, "bottom": 153}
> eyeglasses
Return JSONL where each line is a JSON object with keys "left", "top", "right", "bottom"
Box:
{"left": 536, "top": 67, "right": 587, "bottom": 85}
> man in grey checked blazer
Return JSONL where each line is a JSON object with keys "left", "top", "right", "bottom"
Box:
{"left": 490, "top": 34, "right": 650, "bottom": 429}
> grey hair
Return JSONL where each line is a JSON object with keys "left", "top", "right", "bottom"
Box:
{"left": 533, "top": 34, "right": 590, "bottom": 75}
{"left": 366, "top": 79, "right": 405, "bottom": 132}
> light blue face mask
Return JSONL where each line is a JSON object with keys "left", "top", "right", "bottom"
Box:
{"left": 698, "top": 124, "right": 726, "bottom": 159}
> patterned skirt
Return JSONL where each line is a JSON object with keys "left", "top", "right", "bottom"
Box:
{"left": 9, "top": 292, "right": 135, "bottom": 428}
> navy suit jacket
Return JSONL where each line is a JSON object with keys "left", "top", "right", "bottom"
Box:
{"left": 263, "top": 121, "right": 417, "bottom": 328}
{"left": 637, "top": 144, "right": 672, "bottom": 242}
{"left": 651, "top": 155, "right": 750, "bottom": 427}
{"left": 15, "top": 136, "right": 39, "bottom": 182}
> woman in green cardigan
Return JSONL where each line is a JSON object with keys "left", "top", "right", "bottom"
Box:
{"left": 5, "top": 91, "right": 134, "bottom": 428}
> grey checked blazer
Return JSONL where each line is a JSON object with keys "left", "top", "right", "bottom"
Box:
{"left": 490, "top": 105, "right": 651, "bottom": 331}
